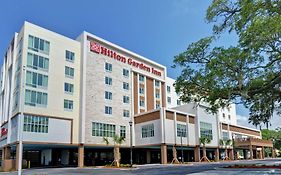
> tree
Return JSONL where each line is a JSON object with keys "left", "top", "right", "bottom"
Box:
{"left": 261, "top": 129, "right": 281, "bottom": 150}
{"left": 199, "top": 137, "right": 211, "bottom": 162}
{"left": 219, "top": 139, "right": 232, "bottom": 160}
{"left": 103, "top": 135, "right": 126, "bottom": 167}
{"left": 173, "top": 0, "right": 281, "bottom": 126}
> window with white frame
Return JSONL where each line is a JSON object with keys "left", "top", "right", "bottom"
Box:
{"left": 65, "top": 66, "right": 74, "bottom": 78}
{"left": 105, "top": 76, "right": 112, "bottom": 85}
{"left": 92, "top": 122, "right": 116, "bottom": 137}
{"left": 64, "top": 99, "right": 73, "bottom": 110}
{"left": 177, "top": 100, "right": 181, "bottom": 106}
{"left": 123, "top": 82, "right": 129, "bottom": 90}
{"left": 26, "top": 71, "right": 48, "bottom": 88}
{"left": 141, "top": 124, "right": 154, "bottom": 138}
{"left": 23, "top": 115, "right": 49, "bottom": 133}
{"left": 140, "top": 99, "right": 145, "bottom": 107}
{"left": 105, "top": 91, "right": 112, "bottom": 100}
{"left": 64, "top": 83, "right": 74, "bottom": 94}
{"left": 27, "top": 52, "right": 49, "bottom": 71}
{"left": 222, "top": 131, "right": 229, "bottom": 140}
{"left": 155, "top": 80, "right": 160, "bottom": 87}
{"left": 66, "top": 50, "right": 75, "bottom": 62}
{"left": 120, "top": 126, "right": 126, "bottom": 138}
{"left": 105, "top": 106, "right": 112, "bottom": 114}
{"left": 123, "top": 110, "right": 130, "bottom": 117}
{"left": 105, "top": 62, "right": 112, "bottom": 72}
{"left": 177, "top": 124, "right": 187, "bottom": 137}
{"left": 167, "top": 97, "right": 171, "bottom": 104}
{"left": 167, "top": 86, "right": 171, "bottom": 93}
{"left": 25, "top": 89, "right": 47, "bottom": 107}
{"left": 28, "top": 35, "right": 50, "bottom": 54}
{"left": 123, "top": 96, "right": 130, "bottom": 104}
{"left": 123, "top": 69, "right": 129, "bottom": 77}
{"left": 139, "top": 86, "right": 145, "bottom": 94}
{"left": 139, "top": 75, "right": 145, "bottom": 82}
{"left": 200, "top": 122, "right": 213, "bottom": 140}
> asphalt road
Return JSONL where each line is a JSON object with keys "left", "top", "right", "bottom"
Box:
{"left": 2, "top": 158, "right": 281, "bottom": 175}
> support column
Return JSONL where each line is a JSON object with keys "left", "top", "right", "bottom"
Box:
{"left": 229, "top": 149, "right": 234, "bottom": 160}
{"left": 78, "top": 144, "right": 84, "bottom": 168}
{"left": 160, "top": 144, "right": 167, "bottom": 164}
{"left": 2, "top": 146, "right": 11, "bottom": 160}
{"left": 15, "top": 143, "right": 22, "bottom": 170}
{"left": 146, "top": 150, "right": 151, "bottom": 164}
{"left": 272, "top": 147, "right": 275, "bottom": 158}
{"left": 194, "top": 146, "right": 200, "bottom": 162}
{"left": 261, "top": 147, "right": 265, "bottom": 159}
{"left": 249, "top": 145, "right": 253, "bottom": 160}
{"left": 215, "top": 147, "right": 219, "bottom": 162}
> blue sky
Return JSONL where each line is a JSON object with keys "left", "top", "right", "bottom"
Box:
{"left": 0, "top": 0, "right": 279, "bottom": 129}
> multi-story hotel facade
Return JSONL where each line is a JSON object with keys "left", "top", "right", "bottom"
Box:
{"left": 0, "top": 22, "right": 273, "bottom": 170}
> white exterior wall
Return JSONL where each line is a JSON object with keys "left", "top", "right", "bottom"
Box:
{"left": 218, "top": 104, "right": 237, "bottom": 125}
{"left": 166, "top": 77, "right": 182, "bottom": 108}
{"left": 134, "top": 120, "right": 162, "bottom": 146}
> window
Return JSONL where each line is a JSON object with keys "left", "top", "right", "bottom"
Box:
{"left": 167, "top": 86, "right": 171, "bottom": 93}
{"left": 105, "top": 76, "right": 112, "bottom": 85}
{"left": 141, "top": 124, "right": 154, "bottom": 138}
{"left": 155, "top": 91, "right": 160, "bottom": 99}
{"left": 66, "top": 50, "right": 75, "bottom": 62}
{"left": 123, "top": 82, "right": 129, "bottom": 90}
{"left": 27, "top": 53, "right": 49, "bottom": 71}
{"left": 25, "top": 89, "right": 47, "bottom": 107}
{"left": 105, "top": 106, "right": 112, "bottom": 114}
{"left": 23, "top": 115, "right": 49, "bottom": 133}
{"left": 13, "top": 91, "right": 19, "bottom": 110}
{"left": 155, "top": 80, "right": 160, "bottom": 87}
{"left": 64, "top": 83, "right": 74, "bottom": 94}
{"left": 223, "top": 113, "right": 226, "bottom": 119}
{"left": 177, "top": 124, "right": 187, "bottom": 137}
{"left": 228, "top": 115, "right": 231, "bottom": 120}
{"left": 177, "top": 100, "right": 181, "bottom": 106}
{"left": 167, "top": 97, "right": 171, "bottom": 104}
{"left": 92, "top": 122, "right": 116, "bottom": 137}
{"left": 105, "top": 62, "right": 112, "bottom": 72}
{"left": 156, "top": 103, "right": 160, "bottom": 109}
{"left": 28, "top": 35, "right": 50, "bottom": 54}
{"left": 26, "top": 71, "right": 48, "bottom": 88}
{"left": 120, "top": 126, "right": 126, "bottom": 138}
{"left": 16, "top": 54, "right": 22, "bottom": 72}
{"left": 123, "top": 96, "right": 130, "bottom": 104}
{"left": 105, "top": 91, "right": 112, "bottom": 100}
{"left": 140, "top": 99, "right": 145, "bottom": 107}
{"left": 123, "top": 69, "right": 129, "bottom": 77}
{"left": 200, "top": 122, "right": 213, "bottom": 140}
{"left": 65, "top": 66, "right": 74, "bottom": 78}
{"left": 222, "top": 131, "right": 229, "bottom": 140}
{"left": 139, "top": 87, "right": 145, "bottom": 94}
{"left": 139, "top": 75, "right": 145, "bottom": 82}
{"left": 64, "top": 99, "right": 73, "bottom": 110}
{"left": 123, "top": 110, "right": 130, "bottom": 117}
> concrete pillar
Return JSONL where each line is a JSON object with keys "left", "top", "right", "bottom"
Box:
{"left": 272, "top": 147, "right": 276, "bottom": 158}
{"left": 15, "top": 143, "right": 21, "bottom": 170}
{"left": 229, "top": 149, "right": 234, "bottom": 160}
{"left": 2, "top": 146, "right": 11, "bottom": 160}
{"left": 160, "top": 144, "right": 167, "bottom": 164}
{"left": 249, "top": 145, "right": 253, "bottom": 160}
{"left": 78, "top": 144, "right": 84, "bottom": 167}
{"left": 194, "top": 146, "right": 200, "bottom": 162}
{"left": 215, "top": 148, "right": 219, "bottom": 162}
{"left": 146, "top": 150, "right": 151, "bottom": 164}
{"left": 261, "top": 147, "right": 265, "bottom": 159}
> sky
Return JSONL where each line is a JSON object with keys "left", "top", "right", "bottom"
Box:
{"left": 0, "top": 0, "right": 280, "bottom": 129}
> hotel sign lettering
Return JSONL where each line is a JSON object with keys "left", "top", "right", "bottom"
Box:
{"left": 90, "top": 41, "right": 162, "bottom": 76}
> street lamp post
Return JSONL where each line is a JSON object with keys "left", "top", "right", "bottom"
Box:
{"left": 129, "top": 121, "right": 133, "bottom": 167}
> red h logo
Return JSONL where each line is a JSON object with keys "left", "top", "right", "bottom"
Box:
{"left": 90, "top": 42, "right": 100, "bottom": 53}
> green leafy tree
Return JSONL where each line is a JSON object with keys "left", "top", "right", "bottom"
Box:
{"left": 219, "top": 139, "right": 232, "bottom": 160}
{"left": 199, "top": 137, "right": 211, "bottom": 162}
{"left": 261, "top": 129, "right": 281, "bottom": 150}
{"left": 173, "top": 0, "right": 281, "bottom": 126}
{"left": 103, "top": 135, "right": 126, "bottom": 167}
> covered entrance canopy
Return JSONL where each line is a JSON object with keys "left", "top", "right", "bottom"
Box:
{"left": 234, "top": 138, "right": 274, "bottom": 159}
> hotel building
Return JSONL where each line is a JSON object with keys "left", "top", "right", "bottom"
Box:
{"left": 0, "top": 22, "right": 273, "bottom": 170}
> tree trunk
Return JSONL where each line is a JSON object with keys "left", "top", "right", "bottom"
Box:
{"left": 114, "top": 146, "right": 120, "bottom": 167}
{"left": 225, "top": 148, "right": 228, "bottom": 159}
{"left": 203, "top": 146, "right": 207, "bottom": 158}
